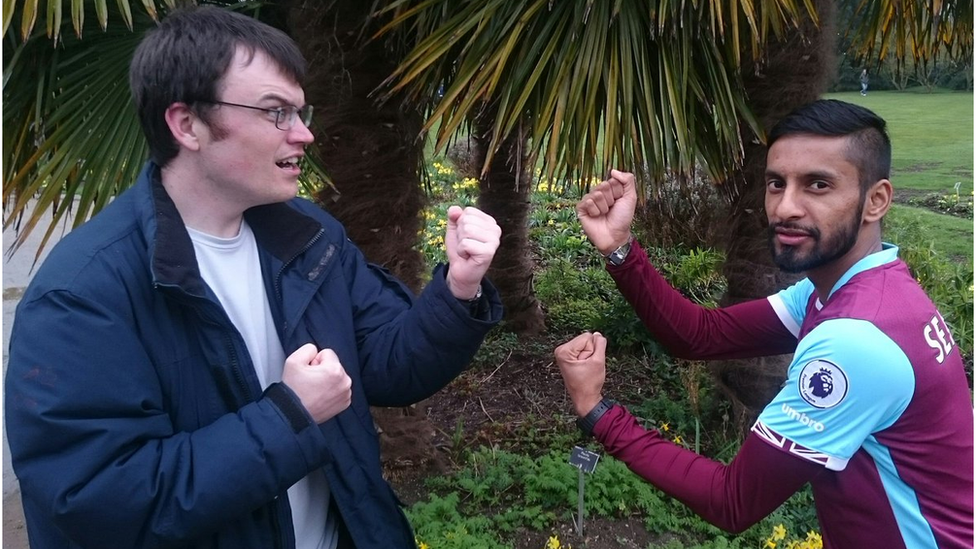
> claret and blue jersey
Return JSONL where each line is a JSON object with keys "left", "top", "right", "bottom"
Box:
{"left": 597, "top": 238, "right": 973, "bottom": 548}
{"left": 758, "top": 244, "right": 974, "bottom": 549}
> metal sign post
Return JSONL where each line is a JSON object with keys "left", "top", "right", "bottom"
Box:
{"left": 568, "top": 446, "right": 601, "bottom": 536}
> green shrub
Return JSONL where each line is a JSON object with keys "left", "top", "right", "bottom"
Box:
{"left": 407, "top": 492, "right": 510, "bottom": 549}
{"left": 887, "top": 214, "right": 974, "bottom": 380}
{"left": 656, "top": 247, "right": 727, "bottom": 308}
{"left": 411, "top": 446, "right": 820, "bottom": 549}
{"left": 534, "top": 261, "right": 617, "bottom": 334}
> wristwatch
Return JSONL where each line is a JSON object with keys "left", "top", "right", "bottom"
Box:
{"left": 575, "top": 398, "right": 615, "bottom": 438}
{"left": 605, "top": 235, "right": 634, "bottom": 266}
{"left": 461, "top": 284, "right": 484, "bottom": 316}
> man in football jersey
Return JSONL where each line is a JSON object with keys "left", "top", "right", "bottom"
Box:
{"left": 558, "top": 100, "right": 973, "bottom": 548}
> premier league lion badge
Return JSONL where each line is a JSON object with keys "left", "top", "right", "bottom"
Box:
{"left": 798, "top": 359, "right": 849, "bottom": 408}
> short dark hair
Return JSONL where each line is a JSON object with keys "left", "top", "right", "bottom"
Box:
{"left": 129, "top": 6, "right": 306, "bottom": 166}
{"left": 767, "top": 99, "right": 891, "bottom": 191}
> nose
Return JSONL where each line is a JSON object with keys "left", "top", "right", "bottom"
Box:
{"left": 289, "top": 118, "right": 314, "bottom": 145}
{"left": 767, "top": 184, "right": 804, "bottom": 222}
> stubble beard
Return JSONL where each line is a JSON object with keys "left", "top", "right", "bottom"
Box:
{"left": 768, "top": 200, "right": 864, "bottom": 274}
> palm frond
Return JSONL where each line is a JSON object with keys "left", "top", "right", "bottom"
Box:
{"left": 3, "top": 10, "right": 152, "bottom": 260}
{"left": 376, "top": 0, "right": 816, "bottom": 191}
{"left": 2, "top": 0, "right": 330, "bottom": 259}
{"left": 845, "top": 0, "right": 973, "bottom": 74}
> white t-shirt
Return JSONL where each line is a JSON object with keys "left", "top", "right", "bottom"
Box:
{"left": 189, "top": 221, "right": 336, "bottom": 549}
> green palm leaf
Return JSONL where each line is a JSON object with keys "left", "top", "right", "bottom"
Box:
{"left": 2, "top": 0, "right": 329, "bottom": 260}
{"left": 376, "top": 0, "right": 815, "bottom": 192}
{"left": 3, "top": 9, "right": 152, "bottom": 260}
{"left": 845, "top": 0, "right": 973, "bottom": 73}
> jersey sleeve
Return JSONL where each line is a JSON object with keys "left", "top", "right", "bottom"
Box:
{"left": 753, "top": 318, "right": 915, "bottom": 471}
{"left": 766, "top": 278, "right": 816, "bottom": 338}
{"left": 608, "top": 240, "right": 798, "bottom": 359}
{"left": 593, "top": 405, "right": 823, "bottom": 533}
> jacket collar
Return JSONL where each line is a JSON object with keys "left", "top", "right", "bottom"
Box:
{"left": 140, "top": 161, "right": 324, "bottom": 293}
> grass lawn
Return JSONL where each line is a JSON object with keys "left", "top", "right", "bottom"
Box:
{"left": 825, "top": 90, "right": 974, "bottom": 195}
{"left": 888, "top": 204, "right": 974, "bottom": 261}
{"left": 826, "top": 90, "right": 973, "bottom": 263}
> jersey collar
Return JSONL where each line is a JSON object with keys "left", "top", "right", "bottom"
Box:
{"left": 826, "top": 242, "right": 900, "bottom": 301}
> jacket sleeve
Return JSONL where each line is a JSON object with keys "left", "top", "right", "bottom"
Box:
{"left": 593, "top": 405, "right": 823, "bottom": 532}
{"left": 5, "top": 289, "right": 329, "bottom": 548}
{"left": 335, "top": 235, "right": 503, "bottom": 407}
{"left": 607, "top": 240, "right": 797, "bottom": 359}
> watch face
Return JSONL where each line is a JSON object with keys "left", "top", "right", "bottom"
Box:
{"left": 607, "top": 242, "right": 631, "bottom": 265}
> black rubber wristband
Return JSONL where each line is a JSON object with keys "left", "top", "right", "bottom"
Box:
{"left": 575, "top": 398, "right": 614, "bottom": 438}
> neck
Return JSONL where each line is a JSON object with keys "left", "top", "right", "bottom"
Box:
{"left": 807, "top": 232, "right": 883, "bottom": 303}
{"left": 161, "top": 161, "right": 245, "bottom": 238}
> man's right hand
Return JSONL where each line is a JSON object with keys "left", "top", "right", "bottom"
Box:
{"left": 575, "top": 169, "right": 638, "bottom": 256}
{"left": 282, "top": 344, "right": 352, "bottom": 424}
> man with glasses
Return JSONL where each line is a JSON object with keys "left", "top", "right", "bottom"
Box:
{"left": 5, "top": 6, "right": 503, "bottom": 549}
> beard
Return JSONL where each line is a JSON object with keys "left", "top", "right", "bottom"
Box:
{"left": 768, "top": 201, "right": 864, "bottom": 274}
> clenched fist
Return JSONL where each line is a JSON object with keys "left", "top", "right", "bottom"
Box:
{"left": 282, "top": 344, "right": 352, "bottom": 424}
{"left": 445, "top": 205, "right": 502, "bottom": 300}
{"left": 576, "top": 169, "right": 638, "bottom": 255}
{"left": 554, "top": 332, "right": 608, "bottom": 417}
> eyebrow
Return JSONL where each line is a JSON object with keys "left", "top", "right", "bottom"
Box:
{"left": 764, "top": 169, "right": 838, "bottom": 180}
{"left": 256, "top": 92, "right": 299, "bottom": 106}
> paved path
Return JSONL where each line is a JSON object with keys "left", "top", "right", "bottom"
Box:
{"left": 3, "top": 202, "right": 75, "bottom": 548}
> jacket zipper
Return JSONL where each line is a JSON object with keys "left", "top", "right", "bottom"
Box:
{"left": 275, "top": 228, "right": 325, "bottom": 303}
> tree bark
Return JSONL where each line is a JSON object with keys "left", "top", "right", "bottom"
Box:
{"left": 285, "top": 0, "right": 435, "bottom": 474}
{"left": 471, "top": 109, "right": 546, "bottom": 335}
{"left": 286, "top": 0, "right": 427, "bottom": 292}
{"left": 713, "top": 2, "right": 838, "bottom": 431}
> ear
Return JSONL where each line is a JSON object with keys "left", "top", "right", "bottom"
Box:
{"left": 164, "top": 103, "right": 203, "bottom": 152}
{"left": 863, "top": 179, "right": 893, "bottom": 222}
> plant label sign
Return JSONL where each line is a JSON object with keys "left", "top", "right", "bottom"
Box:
{"left": 569, "top": 446, "right": 600, "bottom": 474}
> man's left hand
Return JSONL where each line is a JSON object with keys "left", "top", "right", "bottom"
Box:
{"left": 555, "top": 332, "right": 608, "bottom": 416}
{"left": 445, "top": 206, "right": 501, "bottom": 300}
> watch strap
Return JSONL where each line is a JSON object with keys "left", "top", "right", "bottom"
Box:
{"left": 575, "top": 398, "right": 614, "bottom": 438}
{"left": 605, "top": 235, "right": 634, "bottom": 266}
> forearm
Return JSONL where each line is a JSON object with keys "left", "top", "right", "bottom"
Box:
{"left": 593, "top": 405, "right": 820, "bottom": 532}
{"left": 607, "top": 241, "right": 796, "bottom": 359}
{"left": 356, "top": 263, "right": 503, "bottom": 406}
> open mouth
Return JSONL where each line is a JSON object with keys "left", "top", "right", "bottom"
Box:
{"left": 276, "top": 157, "right": 301, "bottom": 170}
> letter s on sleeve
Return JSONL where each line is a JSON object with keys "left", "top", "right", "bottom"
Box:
{"left": 923, "top": 315, "right": 953, "bottom": 364}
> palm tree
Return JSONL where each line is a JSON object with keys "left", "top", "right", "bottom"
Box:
{"left": 374, "top": 0, "right": 972, "bottom": 424}
{"left": 4, "top": 0, "right": 971, "bottom": 429}
{"left": 283, "top": 0, "right": 428, "bottom": 291}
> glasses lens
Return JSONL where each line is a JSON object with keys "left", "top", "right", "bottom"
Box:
{"left": 300, "top": 105, "right": 313, "bottom": 127}
{"left": 273, "top": 106, "right": 313, "bottom": 130}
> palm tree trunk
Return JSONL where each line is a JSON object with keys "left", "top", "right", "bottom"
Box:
{"left": 471, "top": 107, "right": 546, "bottom": 335}
{"left": 285, "top": 0, "right": 435, "bottom": 474}
{"left": 713, "top": 2, "right": 838, "bottom": 430}
{"left": 286, "top": 0, "right": 427, "bottom": 292}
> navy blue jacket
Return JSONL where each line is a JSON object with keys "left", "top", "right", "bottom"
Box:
{"left": 5, "top": 163, "right": 502, "bottom": 548}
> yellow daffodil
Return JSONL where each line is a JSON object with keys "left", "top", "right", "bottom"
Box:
{"left": 772, "top": 524, "right": 787, "bottom": 541}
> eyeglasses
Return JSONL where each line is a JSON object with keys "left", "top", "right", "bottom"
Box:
{"left": 202, "top": 101, "right": 314, "bottom": 130}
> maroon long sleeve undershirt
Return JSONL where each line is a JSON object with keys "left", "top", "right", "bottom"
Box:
{"left": 594, "top": 405, "right": 824, "bottom": 532}
{"left": 607, "top": 240, "right": 797, "bottom": 360}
